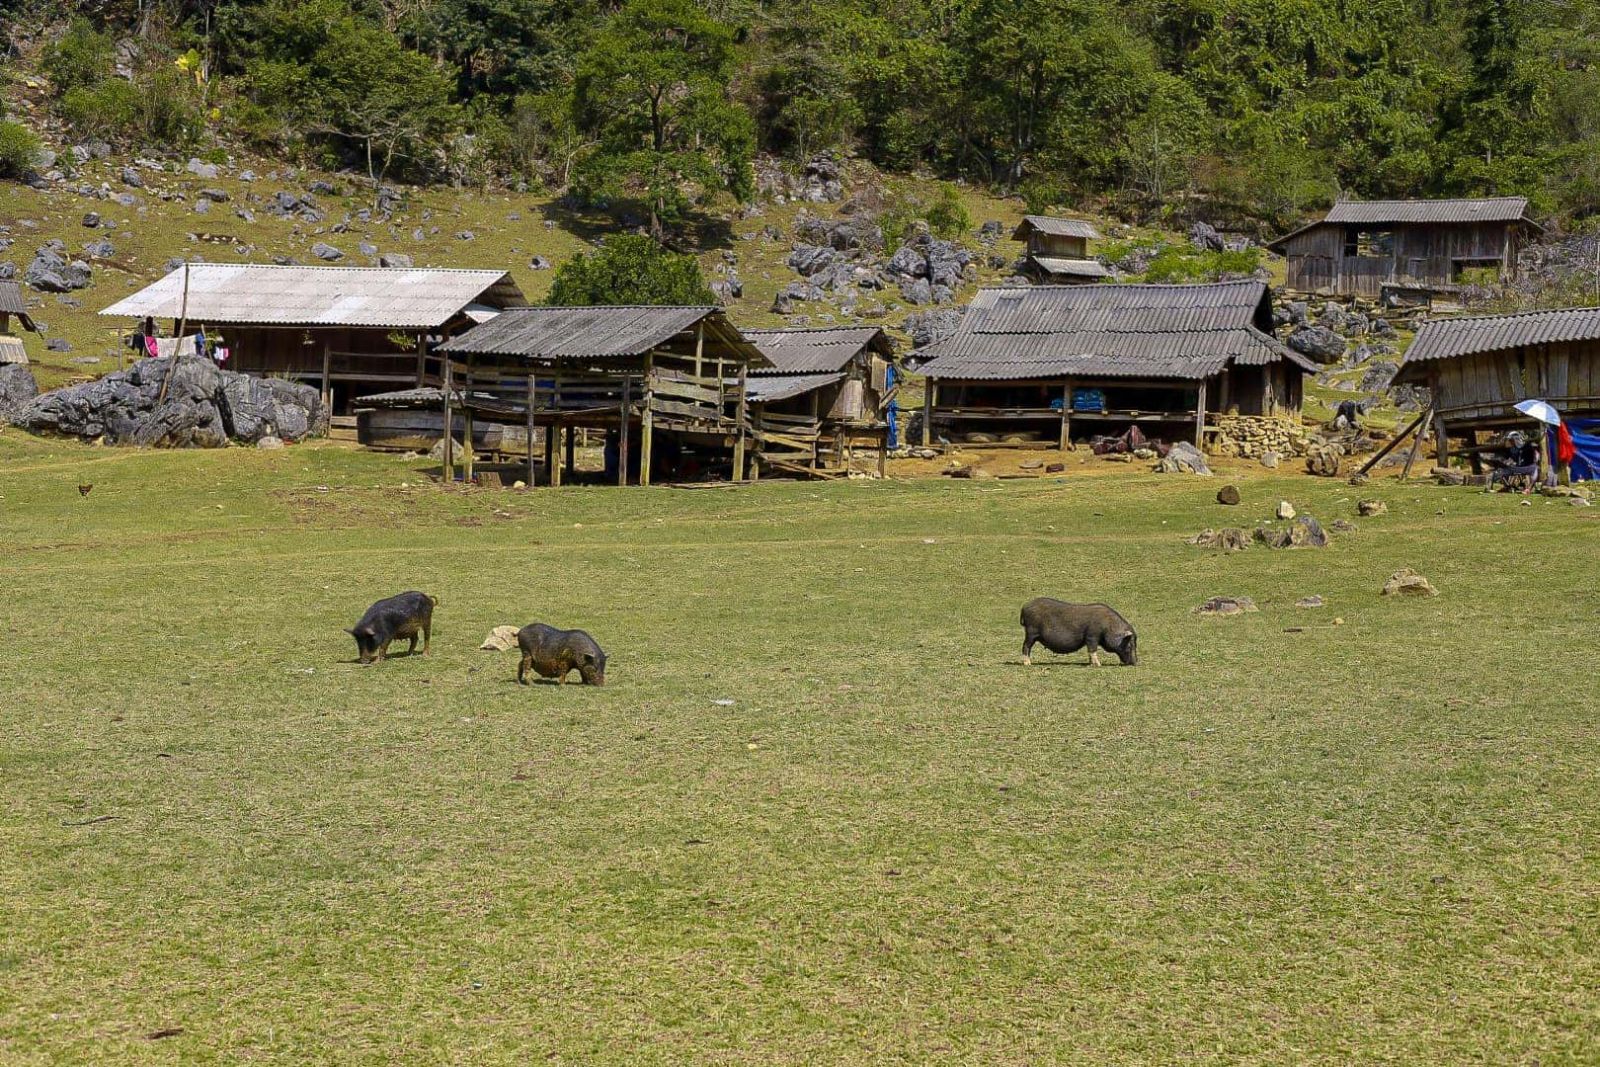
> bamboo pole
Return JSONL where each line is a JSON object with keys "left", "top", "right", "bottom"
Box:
{"left": 618, "top": 373, "right": 632, "bottom": 486}
{"left": 462, "top": 354, "right": 475, "bottom": 484}
{"left": 441, "top": 355, "right": 454, "bottom": 482}
{"left": 156, "top": 261, "right": 191, "bottom": 406}
{"left": 732, "top": 358, "right": 749, "bottom": 481}
{"left": 1355, "top": 410, "right": 1427, "bottom": 477}
{"left": 1194, "top": 380, "right": 1208, "bottom": 447}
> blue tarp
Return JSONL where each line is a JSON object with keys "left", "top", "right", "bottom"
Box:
{"left": 1561, "top": 418, "right": 1600, "bottom": 482}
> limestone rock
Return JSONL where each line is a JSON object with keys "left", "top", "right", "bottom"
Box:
{"left": 1195, "top": 595, "right": 1258, "bottom": 616}
{"left": 1156, "top": 440, "right": 1211, "bottom": 475}
{"left": 0, "top": 363, "right": 39, "bottom": 422}
{"left": 1382, "top": 569, "right": 1438, "bottom": 597}
{"left": 1186, "top": 528, "right": 1249, "bottom": 551}
{"left": 1217, "top": 485, "right": 1241, "bottom": 506}
{"left": 1357, "top": 499, "right": 1388, "bottom": 517}
{"left": 480, "top": 625, "right": 521, "bottom": 652}
{"left": 1276, "top": 500, "right": 1295, "bottom": 520}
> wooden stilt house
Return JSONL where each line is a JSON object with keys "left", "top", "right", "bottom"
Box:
{"left": 743, "top": 327, "right": 895, "bottom": 478}
{"left": 435, "top": 305, "right": 768, "bottom": 486}
{"left": 1398, "top": 306, "right": 1600, "bottom": 468}
{"left": 98, "top": 264, "right": 526, "bottom": 413}
{"left": 913, "top": 281, "right": 1312, "bottom": 449}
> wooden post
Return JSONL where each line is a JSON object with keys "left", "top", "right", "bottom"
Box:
{"left": 811, "top": 391, "right": 822, "bottom": 470}
{"left": 527, "top": 372, "right": 537, "bottom": 487}
{"left": 694, "top": 323, "right": 704, "bottom": 380}
{"left": 1217, "top": 370, "right": 1231, "bottom": 416}
{"left": 320, "top": 337, "right": 332, "bottom": 411}
{"left": 639, "top": 354, "right": 655, "bottom": 487}
{"left": 732, "top": 358, "right": 749, "bottom": 482}
{"left": 1433, "top": 410, "right": 1451, "bottom": 467}
{"left": 922, "top": 380, "right": 935, "bottom": 447}
{"left": 462, "top": 354, "right": 475, "bottom": 484}
{"left": 441, "top": 355, "right": 455, "bottom": 483}
{"left": 618, "top": 373, "right": 632, "bottom": 486}
{"left": 565, "top": 425, "right": 575, "bottom": 479}
{"left": 1059, "top": 379, "right": 1072, "bottom": 450}
{"left": 416, "top": 333, "right": 427, "bottom": 386}
{"left": 1194, "top": 379, "right": 1208, "bottom": 448}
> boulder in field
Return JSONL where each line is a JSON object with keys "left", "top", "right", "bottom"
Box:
{"left": 1217, "top": 485, "right": 1241, "bottom": 505}
{"left": 1382, "top": 569, "right": 1438, "bottom": 597}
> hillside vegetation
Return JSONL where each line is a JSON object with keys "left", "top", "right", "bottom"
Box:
{"left": 3, "top": 0, "right": 1598, "bottom": 231}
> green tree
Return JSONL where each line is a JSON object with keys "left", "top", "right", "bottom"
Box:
{"left": 41, "top": 18, "right": 114, "bottom": 98}
{"left": 571, "top": 0, "right": 754, "bottom": 239}
{"left": 547, "top": 236, "right": 716, "bottom": 306}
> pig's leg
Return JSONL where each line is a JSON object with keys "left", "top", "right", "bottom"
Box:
{"left": 1022, "top": 627, "right": 1038, "bottom": 666}
{"left": 1088, "top": 637, "right": 1102, "bottom": 667}
{"left": 407, "top": 633, "right": 419, "bottom": 655}
{"left": 518, "top": 653, "right": 532, "bottom": 685}
{"left": 378, "top": 638, "right": 391, "bottom": 663}
{"left": 421, "top": 621, "right": 431, "bottom": 656}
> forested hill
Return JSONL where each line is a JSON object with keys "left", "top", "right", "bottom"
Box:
{"left": 2, "top": 0, "right": 1598, "bottom": 232}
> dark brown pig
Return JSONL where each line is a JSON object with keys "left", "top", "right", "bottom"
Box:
{"left": 1020, "top": 598, "right": 1138, "bottom": 667}
{"left": 516, "top": 623, "right": 607, "bottom": 686}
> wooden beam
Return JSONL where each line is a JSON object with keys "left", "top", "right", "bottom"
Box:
{"left": 640, "top": 354, "right": 654, "bottom": 487}
{"left": 1356, "top": 410, "right": 1427, "bottom": 476}
{"left": 1059, "top": 379, "right": 1072, "bottom": 450}
{"left": 1399, "top": 406, "right": 1432, "bottom": 481}
{"left": 732, "top": 358, "right": 749, "bottom": 481}
{"left": 618, "top": 374, "right": 632, "bottom": 486}
{"left": 320, "top": 337, "right": 332, "bottom": 411}
{"left": 441, "top": 353, "right": 454, "bottom": 482}
{"left": 462, "top": 354, "right": 476, "bottom": 483}
{"left": 415, "top": 333, "right": 426, "bottom": 386}
{"left": 1194, "top": 379, "right": 1208, "bottom": 447}
{"left": 527, "top": 372, "right": 537, "bottom": 488}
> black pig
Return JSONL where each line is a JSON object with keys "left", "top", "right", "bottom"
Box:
{"left": 517, "top": 624, "right": 606, "bottom": 686}
{"left": 1020, "top": 598, "right": 1138, "bottom": 667}
{"left": 347, "top": 591, "right": 436, "bottom": 664}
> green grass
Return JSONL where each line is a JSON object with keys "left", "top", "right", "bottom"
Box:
{"left": 2, "top": 433, "right": 1598, "bottom": 1064}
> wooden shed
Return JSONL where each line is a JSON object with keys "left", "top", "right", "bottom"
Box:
{"left": 98, "top": 264, "right": 526, "bottom": 412}
{"left": 1398, "top": 306, "right": 1600, "bottom": 466}
{"left": 436, "top": 305, "right": 768, "bottom": 486}
{"left": 913, "top": 280, "right": 1312, "bottom": 449}
{"left": 1011, "top": 216, "right": 1108, "bottom": 285}
{"left": 1267, "top": 197, "right": 1541, "bottom": 299}
{"left": 743, "top": 326, "right": 896, "bottom": 478}
{"left": 0, "top": 279, "right": 40, "bottom": 366}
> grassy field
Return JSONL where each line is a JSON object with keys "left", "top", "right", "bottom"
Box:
{"left": 3, "top": 433, "right": 1597, "bottom": 1064}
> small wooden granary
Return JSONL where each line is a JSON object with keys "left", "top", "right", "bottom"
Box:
{"left": 742, "top": 326, "right": 895, "bottom": 478}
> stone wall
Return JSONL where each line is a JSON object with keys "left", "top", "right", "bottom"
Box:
{"left": 1211, "top": 414, "right": 1310, "bottom": 459}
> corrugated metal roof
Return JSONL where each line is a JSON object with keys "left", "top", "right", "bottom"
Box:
{"left": 1405, "top": 306, "right": 1600, "bottom": 364}
{"left": 1031, "top": 256, "right": 1109, "bottom": 278}
{"left": 747, "top": 372, "right": 845, "bottom": 404}
{"left": 1013, "top": 216, "right": 1100, "bottom": 240}
{"left": 0, "top": 280, "right": 37, "bottom": 332}
{"left": 917, "top": 280, "right": 1313, "bottom": 381}
{"left": 438, "top": 305, "right": 768, "bottom": 365}
{"left": 1325, "top": 197, "right": 1531, "bottom": 225}
{"left": 744, "top": 326, "right": 890, "bottom": 375}
{"left": 1268, "top": 197, "right": 1540, "bottom": 249}
{"left": 98, "top": 264, "right": 526, "bottom": 328}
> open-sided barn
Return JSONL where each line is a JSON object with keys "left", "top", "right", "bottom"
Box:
{"left": 1011, "top": 216, "right": 1107, "bottom": 285}
{"left": 1267, "top": 197, "right": 1541, "bottom": 300}
{"left": 436, "top": 305, "right": 767, "bottom": 486}
{"left": 98, "top": 264, "right": 526, "bottom": 412}
{"left": 1399, "top": 306, "right": 1600, "bottom": 468}
{"left": 743, "top": 326, "right": 895, "bottom": 477}
{"left": 1, "top": 279, "right": 40, "bottom": 366}
{"left": 913, "top": 280, "right": 1312, "bottom": 449}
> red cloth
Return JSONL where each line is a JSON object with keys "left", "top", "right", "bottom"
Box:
{"left": 1558, "top": 421, "right": 1578, "bottom": 465}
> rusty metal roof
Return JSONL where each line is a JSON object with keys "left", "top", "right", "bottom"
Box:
{"left": 1405, "top": 306, "right": 1600, "bottom": 365}
{"left": 0, "top": 280, "right": 37, "bottom": 332}
{"left": 1031, "top": 256, "right": 1109, "bottom": 279}
{"left": 744, "top": 326, "right": 891, "bottom": 375}
{"left": 438, "top": 305, "right": 768, "bottom": 365}
{"left": 746, "top": 372, "right": 845, "bottom": 404}
{"left": 916, "top": 280, "right": 1313, "bottom": 381}
{"left": 98, "top": 264, "right": 526, "bottom": 328}
{"left": 1013, "top": 216, "right": 1100, "bottom": 240}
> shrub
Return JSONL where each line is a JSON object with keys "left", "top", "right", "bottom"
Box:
{"left": 61, "top": 70, "right": 201, "bottom": 147}
{"left": 0, "top": 121, "right": 43, "bottom": 180}
{"left": 42, "top": 18, "right": 115, "bottom": 98}
{"left": 547, "top": 235, "right": 715, "bottom": 306}
{"left": 59, "top": 80, "right": 140, "bottom": 141}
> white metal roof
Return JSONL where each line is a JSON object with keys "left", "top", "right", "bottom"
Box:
{"left": 99, "top": 264, "right": 526, "bottom": 329}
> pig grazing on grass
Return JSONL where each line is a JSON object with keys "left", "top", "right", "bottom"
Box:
{"left": 1020, "top": 598, "right": 1138, "bottom": 667}
{"left": 347, "top": 591, "right": 435, "bottom": 664}
{"left": 517, "top": 624, "right": 607, "bottom": 686}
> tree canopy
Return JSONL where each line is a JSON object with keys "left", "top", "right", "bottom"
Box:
{"left": 546, "top": 236, "right": 717, "bottom": 306}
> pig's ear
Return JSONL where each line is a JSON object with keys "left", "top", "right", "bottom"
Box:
{"left": 581, "top": 652, "right": 597, "bottom": 666}
{"left": 345, "top": 628, "right": 358, "bottom": 636}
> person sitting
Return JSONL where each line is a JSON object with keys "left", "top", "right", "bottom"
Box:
{"left": 1331, "top": 398, "right": 1366, "bottom": 431}
{"left": 1487, "top": 430, "right": 1540, "bottom": 492}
